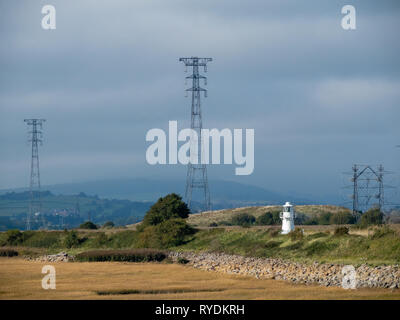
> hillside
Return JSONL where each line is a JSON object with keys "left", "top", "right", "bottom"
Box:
{"left": 0, "top": 191, "right": 152, "bottom": 230}
{"left": 0, "top": 178, "right": 316, "bottom": 208}
{"left": 187, "top": 205, "right": 352, "bottom": 227}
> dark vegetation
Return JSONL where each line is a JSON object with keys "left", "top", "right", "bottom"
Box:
{"left": 0, "top": 248, "right": 18, "bottom": 257}
{"left": 136, "top": 194, "right": 194, "bottom": 248}
{"left": 79, "top": 221, "right": 98, "bottom": 230}
{"left": 96, "top": 288, "right": 224, "bottom": 295}
{"left": 75, "top": 249, "right": 166, "bottom": 262}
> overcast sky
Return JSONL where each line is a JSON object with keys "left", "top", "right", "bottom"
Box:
{"left": 0, "top": 0, "right": 399, "bottom": 203}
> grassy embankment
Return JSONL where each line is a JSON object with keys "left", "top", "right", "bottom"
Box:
{"left": 1, "top": 225, "right": 400, "bottom": 266}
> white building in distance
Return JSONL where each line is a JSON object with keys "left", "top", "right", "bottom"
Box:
{"left": 280, "top": 202, "right": 296, "bottom": 234}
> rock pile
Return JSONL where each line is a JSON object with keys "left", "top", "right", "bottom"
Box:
{"left": 169, "top": 251, "right": 400, "bottom": 289}
{"left": 26, "top": 252, "right": 74, "bottom": 262}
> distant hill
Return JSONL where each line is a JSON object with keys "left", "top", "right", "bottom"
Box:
{"left": 0, "top": 178, "right": 312, "bottom": 208}
{"left": 0, "top": 191, "right": 152, "bottom": 231}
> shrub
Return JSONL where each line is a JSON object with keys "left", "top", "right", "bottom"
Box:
{"left": 63, "top": 230, "right": 80, "bottom": 248}
{"left": 231, "top": 213, "right": 256, "bottom": 227}
{"left": 330, "top": 211, "right": 355, "bottom": 225}
{"left": 334, "top": 226, "right": 349, "bottom": 236}
{"left": 256, "top": 211, "right": 280, "bottom": 225}
{"left": 138, "top": 218, "right": 194, "bottom": 248}
{"left": 75, "top": 249, "right": 166, "bottom": 262}
{"left": 359, "top": 208, "right": 384, "bottom": 228}
{"left": 209, "top": 222, "right": 218, "bottom": 227}
{"left": 102, "top": 221, "right": 115, "bottom": 228}
{"left": 141, "top": 193, "right": 190, "bottom": 227}
{"left": 289, "top": 228, "right": 303, "bottom": 241}
{"left": 79, "top": 221, "right": 98, "bottom": 230}
{"left": 0, "top": 248, "right": 18, "bottom": 257}
{"left": 317, "top": 212, "right": 332, "bottom": 225}
{"left": 4, "top": 229, "right": 24, "bottom": 246}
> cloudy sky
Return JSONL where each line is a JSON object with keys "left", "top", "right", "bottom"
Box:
{"left": 0, "top": 0, "right": 399, "bottom": 203}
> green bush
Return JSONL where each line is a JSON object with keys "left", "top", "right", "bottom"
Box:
{"left": 141, "top": 193, "right": 190, "bottom": 227}
{"left": 359, "top": 208, "right": 383, "bottom": 228}
{"left": 138, "top": 218, "right": 194, "bottom": 248}
{"left": 79, "top": 221, "right": 98, "bottom": 229}
{"left": 4, "top": 229, "right": 24, "bottom": 246}
{"left": 317, "top": 212, "right": 332, "bottom": 225}
{"left": 0, "top": 248, "right": 18, "bottom": 257}
{"left": 231, "top": 213, "right": 256, "bottom": 227}
{"left": 102, "top": 221, "right": 115, "bottom": 228}
{"left": 75, "top": 249, "right": 166, "bottom": 262}
{"left": 289, "top": 228, "right": 303, "bottom": 241}
{"left": 334, "top": 226, "right": 349, "bottom": 236}
{"left": 63, "top": 230, "right": 80, "bottom": 248}
{"left": 359, "top": 208, "right": 384, "bottom": 228}
{"left": 256, "top": 211, "right": 280, "bottom": 225}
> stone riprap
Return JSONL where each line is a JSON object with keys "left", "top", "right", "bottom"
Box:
{"left": 26, "top": 252, "right": 74, "bottom": 262}
{"left": 168, "top": 251, "right": 399, "bottom": 289}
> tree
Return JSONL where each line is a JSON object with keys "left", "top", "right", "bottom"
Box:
{"left": 79, "top": 221, "right": 98, "bottom": 229}
{"left": 138, "top": 194, "right": 193, "bottom": 248}
{"left": 5, "top": 229, "right": 24, "bottom": 246}
{"left": 256, "top": 212, "right": 273, "bottom": 225}
{"left": 64, "top": 230, "right": 79, "bottom": 248}
{"left": 141, "top": 193, "right": 190, "bottom": 227}
{"left": 102, "top": 221, "right": 115, "bottom": 228}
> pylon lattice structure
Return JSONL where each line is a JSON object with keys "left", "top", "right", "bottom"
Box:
{"left": 24, "top": 119, "right": 46, "bottom": 230}
{"left": 179, "top": 57, "right": 212, "bottom": 212}
{"left": 345, "top": 164, "right": 387, "bottom": 214}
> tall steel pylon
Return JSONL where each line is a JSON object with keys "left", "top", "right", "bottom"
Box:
{"left": 24, "top": 119, "right": 46, "bottom": 230}
{"left": 348, "top": 164, "right": 385, "bottom": 214}
{"left": 179, "top": 57, "right": 212, "bottom": 212}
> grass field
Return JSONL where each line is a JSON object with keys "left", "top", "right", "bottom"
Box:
{"left": 0, "top": 258, "right": 399, "bottom": 300}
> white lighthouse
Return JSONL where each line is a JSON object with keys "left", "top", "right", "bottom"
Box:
{"left": 280, "top": 202, "right": 295, "bottom": 234}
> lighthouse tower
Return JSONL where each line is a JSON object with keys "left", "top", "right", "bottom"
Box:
{"left": 280, "top": 202, "right": 295, "bottom": 234}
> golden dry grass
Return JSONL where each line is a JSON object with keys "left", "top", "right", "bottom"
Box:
{"left": 0, "top": 258, "right": 399, "bottom": 300}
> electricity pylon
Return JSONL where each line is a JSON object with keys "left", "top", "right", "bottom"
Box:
{"left": 24, "top": 119, "right": 46, "bottom": 230}
{"left": 179, "top": 57, "right": 212, "bottom": 212}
